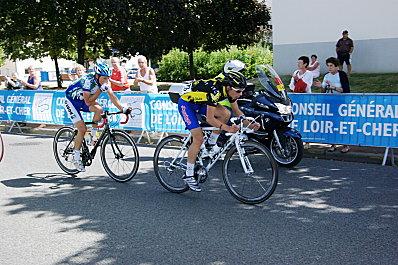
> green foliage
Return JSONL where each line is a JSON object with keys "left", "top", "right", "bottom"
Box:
{"left": 0, "top": 47, "right": 5, "bottom": 66}
{"left": 158, "top": 45, "right": 273, "bottom": 81}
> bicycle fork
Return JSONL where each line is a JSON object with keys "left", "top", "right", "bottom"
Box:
{"left": 235, "top": 137, "right": 254, "bottom": 174}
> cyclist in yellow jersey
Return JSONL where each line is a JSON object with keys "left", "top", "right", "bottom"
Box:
{"left": 177, "top": 70, "right": 260, "bottom": 192}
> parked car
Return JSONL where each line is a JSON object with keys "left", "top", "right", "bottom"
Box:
{"left": 127, "top": 68, "right": 138, "bottom": 79}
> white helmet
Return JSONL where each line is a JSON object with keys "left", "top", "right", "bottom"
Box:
{"left": 223, "top": 60, "right": 245, "bottom": 73}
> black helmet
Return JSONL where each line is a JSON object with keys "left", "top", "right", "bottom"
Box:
{"left": 222, "top": 70, "right": 247, "bottom": 90}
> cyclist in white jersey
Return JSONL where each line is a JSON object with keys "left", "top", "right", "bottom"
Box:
{"left": 65, "top": 62, "right": 130, "bottom": 172}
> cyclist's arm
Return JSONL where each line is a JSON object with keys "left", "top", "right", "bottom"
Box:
{"left": 231, "top": 101, "right": 260, "bottom": 130}
{"left": 231, "top": 101, "right": 244, "bottom": 117}
{"left": 106, "top": 88, "right": 124, "bottom": 111}
{"left": 83, "top": 90, "right": 100, "bottom": 106}
{"left": 206, "top": 105, "right": 238, "bottom": 133}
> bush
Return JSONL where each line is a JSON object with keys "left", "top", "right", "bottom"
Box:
{"left": 157, "top": 45, "right": 273, "bottom": 82}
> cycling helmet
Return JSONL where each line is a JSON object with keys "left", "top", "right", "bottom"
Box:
{"left": 222, "top": 70, "right": 247, "bottom": 90}
{"left": 94, "top": 62, "right": 111, "bottom": 77}
{"left": 223, "top": 59, "right": 245, "bottom": 73}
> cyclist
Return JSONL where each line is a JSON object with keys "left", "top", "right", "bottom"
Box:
{"left": 65, "top": 62, "right": 130, "bottom": 172}
{"left": 178, "top": 70, "right": 260, "bottom": 192}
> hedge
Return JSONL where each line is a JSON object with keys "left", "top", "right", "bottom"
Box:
{"left": 157, "top": 45, "right": 273, "bottom": 82}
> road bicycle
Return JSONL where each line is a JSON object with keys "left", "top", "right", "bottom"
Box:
{"left": 153, "top": 117, "right": 278, "bottom": 204}
{"left": 0, "top": 131, "right": 4, "bottom": 162}
{"left": 53, "top": 110, "right": 139, "bottom": 182}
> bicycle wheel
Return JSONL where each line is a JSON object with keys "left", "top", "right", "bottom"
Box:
{"left": 153, "top": 135, "right": 189, "bottom": 193}
{"left": 0, "top": 132, "right": 4, "bottom": 162}
{"left": 100, "top": 130, "right": 139, "bottom": 182}
{"left": 53, "top": 127, "right": 79, "bottom": 175}
{"left": 222, "top": 140, "right": 278, "bottom": 204}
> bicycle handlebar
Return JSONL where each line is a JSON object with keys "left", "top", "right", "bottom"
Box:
{"left": 97, "top": 110, "right": 129, "bottom": 128}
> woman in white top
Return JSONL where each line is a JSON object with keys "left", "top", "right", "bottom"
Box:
{"left": 288, "top": 56, "right": 313, "bottom": 93}
{"left": 134, "top": 55, "right": 158, "bottom": 93}
{"left": 307, "top": 54, "right": 320, "bottom": 79}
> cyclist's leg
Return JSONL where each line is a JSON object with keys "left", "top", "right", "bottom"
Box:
{"left": 89, "top": 103, "right": 102, "bottom": 139}
{"left": 178, "top": 99, "right": 203, "bottom": 191}
{"left": 65, "top": 98, "right": 88, "bottom": 171}
{"left": 89, "top": 103, "right": 103, "bottom": 128}
{"left": 208, "top": 104, "right": 231, "bottom": 147}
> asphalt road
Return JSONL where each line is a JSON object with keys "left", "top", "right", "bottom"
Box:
{"left": 0, "top": 134, "right": 397, "bottom": 265}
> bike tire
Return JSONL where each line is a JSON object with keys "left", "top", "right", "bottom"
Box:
{"left": 53, "top": 127, "right": 79, "bottom": 175}
{"left": 222, "top": 140, "right": 278, "bottom": 204}
{"left": 270, "top": 136, "right": 303, "bottom": 168}
{"left": 0, "top": 132, "right": 4, "bottom": 162}
{"left": 100, "top": 130, "right": 139, "bottom": 182}
{"left": 153, "top": 135, "right": 189, "bottom": 193}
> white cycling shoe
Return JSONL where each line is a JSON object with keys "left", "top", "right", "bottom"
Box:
{"left": 73, "top": 158, "right": 86, "bottom": 172}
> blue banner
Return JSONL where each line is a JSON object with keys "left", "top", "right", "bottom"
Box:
{"left": 289, "top": 93, "right": 398, "bottom": 147}
{"left": 1, "top": 90, "right": 397, "bottom": 147}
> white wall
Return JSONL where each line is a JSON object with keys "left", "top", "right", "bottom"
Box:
{"left": 273, "top": 0, "right": 398, "bottom": 45}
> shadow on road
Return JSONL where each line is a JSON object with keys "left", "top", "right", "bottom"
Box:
{"left": 1, "top": 157, "right": 397, "bottom": 264}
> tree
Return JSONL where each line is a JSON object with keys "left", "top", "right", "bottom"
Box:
{"left": 167, "top": 0, "right": 271, "bottom": 78}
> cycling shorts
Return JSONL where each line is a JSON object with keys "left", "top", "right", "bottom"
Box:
{"left": 178, "top": 97, "right": 207, "bottom": 130}
{"left": 64, "top": 97, "right": 90, "bottom": 124}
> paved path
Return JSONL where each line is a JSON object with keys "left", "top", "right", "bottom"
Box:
{"left": 0, "top": 134, "right": 397, "bottom": 265}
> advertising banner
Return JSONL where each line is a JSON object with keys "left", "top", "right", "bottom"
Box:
{"left": 1, "top": 90, "right": 397, "bottom": 147}
{"left": 290, "top": 93, "right": 398, "bottom": 147}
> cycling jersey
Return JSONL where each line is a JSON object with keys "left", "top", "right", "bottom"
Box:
{"left": 64, "top": 74, "right": 101, "bottom": 124}
{"left": 178, "top": 77, "right": 230, "bottom": 130}
{"left": 65, "top": 73, "right": 100, "bottom": 101}
{"left": 180, "top": 78, "right": 228, "bottom": 106}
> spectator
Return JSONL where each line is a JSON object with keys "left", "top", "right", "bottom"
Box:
{"left": 20, "top": 66, "right": 42, "bottom": 90}
{"left": 336, "top": 30, "right": 354, "bottom": 75}
{"left": 134, "top": 55, "right": 158, "bottom": 93}
{"left": 308, "top": 54, "right": 320, "bottom": 79}
{"left": 109, "top": 57, "right": 130, "bottom": 92}
{"left": 5, "top": 72, "right": 23, "bottom": 90}
{"left": 314, "top": 57, "right": 350, "bottom": 153}
{"left": 68, "top": 64, "right": 86, "bottom": 81}
{"left": 288, "top": 56, "right": 313, "bottom": 93}
{"left": 120, "top": 58, "right": 127, "bottom": 69}
{"left": 87, "top": 59, "right": 95, "bottom": 73}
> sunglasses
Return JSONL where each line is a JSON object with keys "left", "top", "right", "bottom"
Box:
{"left": 231, "top": 87, "right": 245, "bottom": 93}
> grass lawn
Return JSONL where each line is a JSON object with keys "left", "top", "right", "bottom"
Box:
{"left": 278, "top": 72, "right": 398, "bottom": 93}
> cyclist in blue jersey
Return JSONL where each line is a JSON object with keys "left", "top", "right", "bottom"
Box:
{"left": 65, "top": 62, "right": 130, "bottom": 172}
{"left": 177, "top": 70, "right": 260, "bottom": 192}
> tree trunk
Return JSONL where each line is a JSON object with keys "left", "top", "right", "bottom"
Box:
{"left": 77, "top": 20, "right": 87, "bottom": 65}
{"left": 188, "top": 48, "right": 195, "bottom": 80}
{"left": 53, "top": 56, "right": 62, "bottom": 88}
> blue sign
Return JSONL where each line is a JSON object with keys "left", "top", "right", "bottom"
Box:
{"left": 1, "top": 90, "right": 397, "bottom": 147}
{"left": 289, "top": 93, "right": 398, "bottom": 147}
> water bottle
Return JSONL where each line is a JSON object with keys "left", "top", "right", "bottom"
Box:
{"left": 84, "top": 132, "right": 92, "bottom": 146}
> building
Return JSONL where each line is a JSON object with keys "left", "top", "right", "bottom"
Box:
{"left": 272, "top": 0, "right": 398, "bottom": 74}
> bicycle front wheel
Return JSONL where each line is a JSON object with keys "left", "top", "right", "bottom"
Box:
{"left": 223, "top": 140, "right": 278, "bottom": 204}
{"left": 100, "top": 130, "right": 139, "bottom": 182}
{"left": 153, "top": 135, "right": 189, "bottom": 193}
{"left": 53, "top": 127, "right": 79, "bottom": 175}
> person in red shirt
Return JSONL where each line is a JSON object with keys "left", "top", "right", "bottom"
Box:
{"left": 109, "top": 57, "right": 129, "bottom": 92}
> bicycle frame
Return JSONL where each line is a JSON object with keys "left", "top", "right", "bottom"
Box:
{"left": 168, "top": 117, "right": 257, "bottom": 181}
{"left": 62, "top": 111, "right": 129, "bottom": 166}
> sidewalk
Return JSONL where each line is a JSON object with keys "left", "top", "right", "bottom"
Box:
{"left": 1, "top": 123, "right": 397, "bottom": 166}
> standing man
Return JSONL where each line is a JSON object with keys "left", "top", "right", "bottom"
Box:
{"left": 336, "top": 30, "right": 354, "bottom": 75}
{"left": 109, "top": 57, "right": 129, "bottom": 92}
{"left": 134, "top": 55, "right": 158, "bottom": 94}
